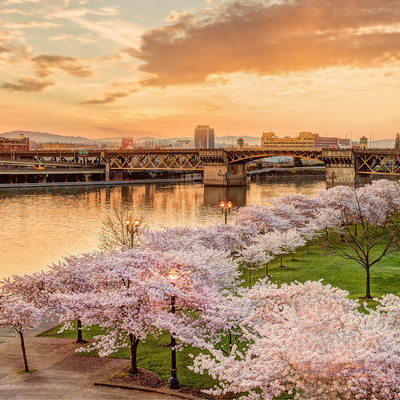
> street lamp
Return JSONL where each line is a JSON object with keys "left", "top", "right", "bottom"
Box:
{"left": 219, "top": 200, "right": 232, "bottom": 224}
{"left": 168, "top": 267, "right": 180, "bottom": 390}
{"left": 125, "top": 217, "right": 141, "bottom": 249}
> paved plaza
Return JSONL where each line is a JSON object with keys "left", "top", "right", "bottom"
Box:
{"left": 0, "top": 332, "right": 179, "bottom": 400}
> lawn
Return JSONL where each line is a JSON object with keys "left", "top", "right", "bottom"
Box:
{"left": 40, "top": 240, "right": 400, "bottom": 396}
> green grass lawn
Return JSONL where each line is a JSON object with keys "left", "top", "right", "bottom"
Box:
{"left": 40, "top": 241, "right": 400, "bottom": 397}
{"left": 244, "top": 239, "right": 400, "bottom": 303}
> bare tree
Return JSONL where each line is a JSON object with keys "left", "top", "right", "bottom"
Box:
{"left": 99, "top": 206, "right": 144, "bottom": 251}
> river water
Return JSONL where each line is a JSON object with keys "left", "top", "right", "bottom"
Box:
{"left": 0, "top": 178, "right": 325, "bottom": 279}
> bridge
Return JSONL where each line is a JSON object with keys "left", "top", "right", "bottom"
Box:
{"left": 0, "top": 148, "right": 399, "bottom": 187}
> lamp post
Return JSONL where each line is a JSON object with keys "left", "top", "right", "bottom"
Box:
{"left": 219, "top": 200, "right": 232, "bottom": 224}
{"left": 125, "top": 217, "right": 141, "bottom": 249}
{"left": 168, "top": 267, "right": 180, "bottom": 390}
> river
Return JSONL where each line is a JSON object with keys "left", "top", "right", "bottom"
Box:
{"left": 0, "top": 178, "right": 326, "bottom": 279}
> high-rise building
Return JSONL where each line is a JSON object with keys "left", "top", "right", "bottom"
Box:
{"left": 395, "top": 133, "right": 400, "bottom": 150}
{"left": 194, "top": 125, "right": 214, "bottom": 149}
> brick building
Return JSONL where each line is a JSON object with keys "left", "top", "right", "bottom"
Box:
{"left": 0, "top": 134, "right": 29, "bottom": 151}
{"left": 261, "top": 131, "right": 351, "bottom": 150}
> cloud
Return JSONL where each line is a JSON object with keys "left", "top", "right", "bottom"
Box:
{"left": 0, "top": 36, "right": 30, "bottom": 61}
{"left": 166, "top": 11, "right": 188, "bottom": 22}
{"left": 80, "top": 80, "right": 139, "bottom": 104}
{"left": 1, "top": 20, "right": 59, "bottom": 29}
{"left": 0, "top": 77, "right": 54, "bottom": 92}
{"left": 49, "top": 7, "right": 118, "bottom": 19}
{"left": 4, "top": 0, "right": 39, "bottom": 4}
{"left": 48, "top": 34, "right": 95, "bottom": 44}
{"left": 32, "top": 54, "right": 93, "bottom": 78}
{"left": 80, "top": 91, "right": 131, "bottom": 104}
{"left": 1, "top": 8, "right": 29, "bottom": 15}
{"left": 130, "top": 0, "right": 400, "bottom": 86}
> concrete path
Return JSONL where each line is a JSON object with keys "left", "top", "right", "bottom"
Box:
{"left": 0, "top": 333, "right": 178, "bottom": 400}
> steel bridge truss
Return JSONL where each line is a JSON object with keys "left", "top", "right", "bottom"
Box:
{"left": 356, "top": 152, "right": 400, "bottom": 175}
{"left": 107, "top": 152, "right": 203, "bottom": 170}
{"left": 227, "top": 149, "right": 323, "bottom": 163}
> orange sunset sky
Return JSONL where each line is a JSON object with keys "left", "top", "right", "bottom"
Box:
{"left": 1, "top": 0, "right": 400, "bottom": 140}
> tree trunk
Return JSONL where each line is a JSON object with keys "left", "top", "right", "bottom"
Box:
{"left": 19, "top": 331, "right": 29, "bottom": 372}
{"left": 265, "top": 263, "right": 269, "bottom": 277}
{"left": 248, "top": 270, "right": 252, "bottom": 288}
{"left": 365, "top": 265, "right": 372, "bottom": 299}
{"left": 128, "top": 333, "right": 139, "bottom": 374}
{"left": 279, "top": 254, "right": 284, "bottom": 268}
{"left": 76, "top": 319, "right": 85, "bottom": 343}
{"left": 292, "top": 253, "right": 295, "bottom": 260}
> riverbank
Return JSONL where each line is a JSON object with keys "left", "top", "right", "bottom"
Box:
{"left": 39, "top": 239, "right": 400, "bottom": 393}
{"left": 250, "top": 167, "right": 325, "bottom": 181}
{"left": 0, "top": 176, "right": 203, "bottom": 189}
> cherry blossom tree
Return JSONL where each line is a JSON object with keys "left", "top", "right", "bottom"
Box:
{"left": 190, "top": 280, "right": 400, "bottom": 400}
{"left": 271, "top": 229, "right": 306, "bottom": 267}
{"left": 54, "top": 247, "right": 238, "bottom": 374}
{"left": 235, "top": 206, "right": 290, "bottom": 235}
{"left": 1, "top": 255, "right": 98, "bottom": 343}
{"left": 194, "top": 224, "right": 247, "bottom": 257}
{"left": 238, "top": 241, "right": 274, "bottom": 287}
{"left": 0, "top": 295, "right": 42, "bottom": 372}
{"left": 140, "top": 226, "right": 196, "bottom": 252}
{"left": 319, "top": 181, "right": 400, "bottom": 298}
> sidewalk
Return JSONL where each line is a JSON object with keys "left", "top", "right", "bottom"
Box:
{"left": 0, "top": 334, "right": 178, "bottom": 400}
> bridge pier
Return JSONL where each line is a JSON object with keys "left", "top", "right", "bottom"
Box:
{"left": 200, "top": 150, "right": 248, "bottom": 187}
{"left": 323, "top": 150, "right": 372, "bottom": 188}
{"left": 105, "top": 161, "right": 110, "bottom": 181}
{"left": 203, "top": 164, "right": 247, "bottom": 186}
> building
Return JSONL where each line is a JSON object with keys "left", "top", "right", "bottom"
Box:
{"left": 237, "top": 137, "right": 244, "bottom": 150}
{"left": 395, "top": 133, "right": 400, "bottom": 150}
{"left": 194, "top": 125, "right": 215, "bottom": 149}
{"left": 261, "top": 131, "right": 351, "bottom": 150}
{"left": 261, "top": 131, "right": 315, "bottom": 149}
{"left": 337, "top": 138, "right": 352, "bottom": 148}
{"left": 0, "top": 134, "right": 29, "bottom": 151}
{"left": 359, "top": 136, "right": 368, "bottom": 149}
{"left": 176, "top": 139, "right": 191, "bottom": 149}
{"left": 122, "top": 138, "right": 134, "bottom": 149}
{"left": 42, "top": 143, "right": 95, "bottom": 151}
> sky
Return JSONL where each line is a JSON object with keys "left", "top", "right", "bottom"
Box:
{"left": 1, "top": 0, "right": 400, "bottom": 140}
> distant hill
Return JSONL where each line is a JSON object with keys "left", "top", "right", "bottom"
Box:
{"left": 0, "top": 130, "right": 94, "bottom": 144}
{"left": 0, "top": 130, "right": 262, "bottom": 147}
{"left": 4, "top": 130, "right": 394, "bottom": 149}
{"left": 370, "top": 139, "right": 395, "bottom": 148}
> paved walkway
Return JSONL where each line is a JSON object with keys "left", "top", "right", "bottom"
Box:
{"left": 0, "top": 333, "right": 178, "bottom": 400}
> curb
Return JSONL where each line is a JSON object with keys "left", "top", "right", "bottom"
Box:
{"left": 94, "top": 382, "right": 203, "bottom": 400}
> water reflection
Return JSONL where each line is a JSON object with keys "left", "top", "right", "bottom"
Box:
{"left": 203, "top": 186, "right": 247, "bottom": 207}
{"left": 0, "top": 179, "right": 325, "bottom": 278}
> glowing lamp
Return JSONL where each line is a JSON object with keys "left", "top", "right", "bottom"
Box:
{"left": 168, "top": 268, "right": 178, "bottom": 281}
